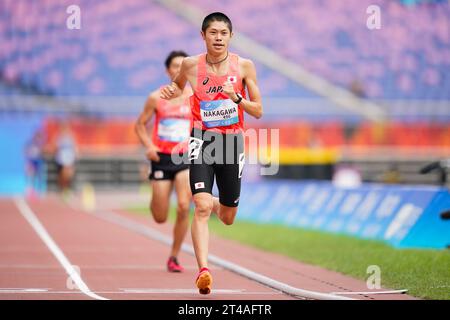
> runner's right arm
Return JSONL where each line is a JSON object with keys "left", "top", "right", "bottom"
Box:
{"left": 160, "top": 57, "right": 193, "bottom": 100}
{"left": 135, "top": 91, "right": 160, "bottom": 162}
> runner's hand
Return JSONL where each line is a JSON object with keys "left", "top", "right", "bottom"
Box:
{"left": 160, "top": 83, "right": 176, "bottom": 100}
{"left": 223, "top": 80, "right": 238, "bottom": 102}
{"left": 146, "top": 147, "right": 160, "bottom": 162}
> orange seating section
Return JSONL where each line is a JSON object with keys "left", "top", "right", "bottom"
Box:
{"left": 42, "top": 118, "right": 450, "bottom": 154}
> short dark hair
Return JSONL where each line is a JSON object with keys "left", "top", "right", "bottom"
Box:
{"left": 164, "top": 50, "right": 188, "bottom": 69}
{"left": 201, "top": 12, "right": 232, "bottom": 33}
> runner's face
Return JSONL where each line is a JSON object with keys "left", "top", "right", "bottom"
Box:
{"left": 202, "top": 21, "right": 232, "bottom": 55}
{"left": 166, "top": 56, "right": 184, "bottom": 80}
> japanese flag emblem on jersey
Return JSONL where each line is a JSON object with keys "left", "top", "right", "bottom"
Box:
{"left": 227, "top": 76, "right": 237, "bottom": 83}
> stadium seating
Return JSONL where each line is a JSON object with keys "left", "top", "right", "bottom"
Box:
{"left": 1, "top": 1, "right": 448, "bottom": 125}
{"left": 185, "top": 0, "right": 450, "bottom": 100}
{"left": 0, "top": 0, "right": 303, "bottom": 99}
{"left": 41, "top": 118, "right": 450, "bottom": 154}
{"left": 3, "top": 1, "right": 448, "bottom": 100}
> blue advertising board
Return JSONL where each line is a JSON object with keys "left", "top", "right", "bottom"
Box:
{"left": 0, "top": 116, "right": 45, "bottom": 196}
{"left": 238, "top": 180, "right": 450, "bottom": 249}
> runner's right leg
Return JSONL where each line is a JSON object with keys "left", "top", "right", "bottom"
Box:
{"left": 150, "top": 180, "right": 172, "bottom": 223}
{"left": 191, "top": 192, "right": 214, "bottom": 294}
{"left": 191, "top": 192, "right": 213, "bottom": 269}
{"left": 188, "top": 130, "right": 215, "bottom": 293}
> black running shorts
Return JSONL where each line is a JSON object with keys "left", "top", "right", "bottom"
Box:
{"left": 188, "top": 128, "right": 245, "bottom": 207}
{"left": 149, "top": 152, "right": 189, "bottom": 181}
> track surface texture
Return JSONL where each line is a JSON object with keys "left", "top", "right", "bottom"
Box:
{"left": 0, "top": 193, "right": 417, "bottom": 300}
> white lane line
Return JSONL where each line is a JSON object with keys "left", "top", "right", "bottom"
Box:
{"left": 0, "top": 264, "right": 201, "bottom": 270}
{"left": 121, "top": 288, "right": 268, "bottom": 294}
{"left": 89, "top": 209, "right": 353, "bottom": 300}
{"left": 14, "top": 197, "right": 108, "bottom": 300}
{"left": 0, "top": 288, "right": 49, "bottom": 293}
{"left": 0, "top": 289, "right": 283, "bottom": 295}
{"left": 331, "top": 289, "right": 408, "bottom": 295}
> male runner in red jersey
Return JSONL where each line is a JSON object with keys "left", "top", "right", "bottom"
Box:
{"left": 135, "top": 51, "right": 192, "bottom": 273}
{"left": 161, "top": 13, "right": 263, "bottom": 294}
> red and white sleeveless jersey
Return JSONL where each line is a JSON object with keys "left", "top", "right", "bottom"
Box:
{"left": 190, "top": 52, "right": 246, "bottom": 134}
{"left": 152, "top": 92, "right": 192, "bottom": 154}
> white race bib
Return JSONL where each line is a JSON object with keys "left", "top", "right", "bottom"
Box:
{"left": 56, "top": 149, "right": 75, "bottom": 165}
{"left": 157, "top": 118, "right": 190, "bottom": 142}
{"left": 200, "top": 99, "right": 239, "bottom": 128}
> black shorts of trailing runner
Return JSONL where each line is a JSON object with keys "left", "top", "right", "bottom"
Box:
{"left": 149, "top": 152, "right": 189, "bottom": 181}
{"left": 188, "top": 128, "right": 245, "bottom": 207}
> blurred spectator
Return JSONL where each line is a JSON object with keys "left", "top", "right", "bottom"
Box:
{"left": 24, "top": 128, "right": 46, "bottom": 198}
{"left": 53, "top": 121, "right": 78, "bottom": 196}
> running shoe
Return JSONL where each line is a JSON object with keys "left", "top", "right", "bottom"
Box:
{"left": 167, "top": 256, "right": 184, "bottom": 273}
{"left": 195, "top": 267, "right": 212, "bottom": 294}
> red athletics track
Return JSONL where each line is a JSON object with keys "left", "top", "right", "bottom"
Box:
{"left": 0, "top": 195, "right": 416, "bottom": 300}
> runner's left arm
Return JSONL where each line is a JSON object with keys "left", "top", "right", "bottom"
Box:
{"left": 223, "top": 59, "right": 263, "bottom": 119}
